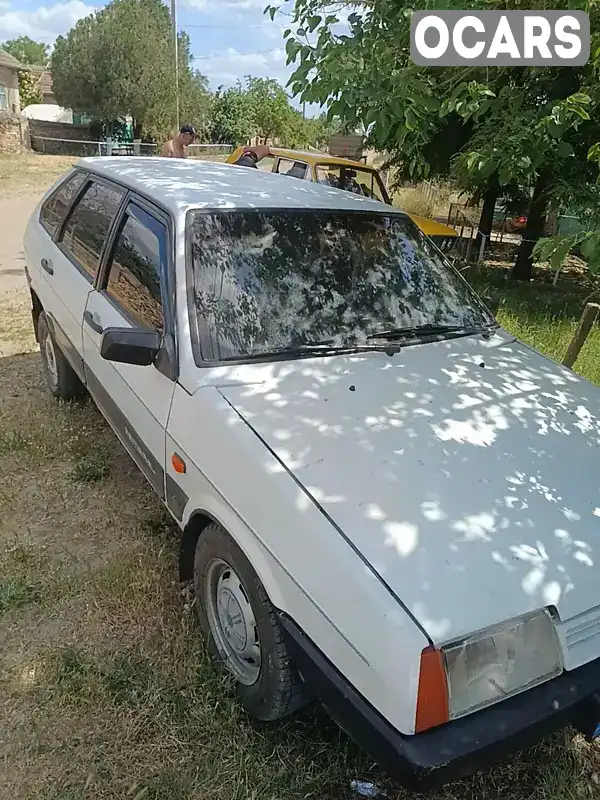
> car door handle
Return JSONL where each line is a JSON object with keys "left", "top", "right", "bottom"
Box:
{"left": 41, "top": 258, "right": 53, "bottom": 275}
{"left": 83, "top": 310, "right": 103, "bottom": 335}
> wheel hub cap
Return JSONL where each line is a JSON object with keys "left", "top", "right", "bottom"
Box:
{"left": 44, "top": 335, "right": 58, "bottom": 387}
{"left": 205, "top": 559, "right": 261, "bottom": 685}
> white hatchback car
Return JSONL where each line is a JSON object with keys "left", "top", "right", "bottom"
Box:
{"left": 24, "top": 157, "right": 600, "bottom": 788}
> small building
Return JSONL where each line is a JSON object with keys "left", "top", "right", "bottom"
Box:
{"left": 0, "top": 50, "right": 22, "bottom": 115}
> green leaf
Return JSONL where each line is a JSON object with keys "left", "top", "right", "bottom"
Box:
{"left": 572, "top": 107, "right": 591, "bottom": 121}
{"left": 537, "top": 236, "right": 567, "bottom": 262}
{"left": 285, "top": 39, "right": 302, "bottom": 63}
{"left": 588, "top": 252, "right": 600, "bottom": 275}
{"left": 419, "top": 94, "right": 441, "bottom": 112}
{"left": 307, "top": 15, "right": 321, "bottom": 33}
{"left": 465, "top": 152, "right": 478, "bottom": 171}
{"left": 296, "top": 27, "right": 306, "bottom": 37}
{"left": 283, "top": 28, "right": 291, "bottom": 38}
{"left": 569, "top": 92, "right": 591, "bottom": 105}
{"left": 588, "top": 142, "right": 600, "bottom": 162}
{"left": 580, "top": 234, "right": 598, "bottom": 260}
{"left": 498, "top": 165, "right": 512, "bottom": 186}
{"left": 533, "top": 238, "right": 549, "bottom": 260}
{"left": 556, "top": 141, "right": 574, "bottom": 158}
{"left": 547, "top": 120, "right": 564, "bottom": 138}
{"left": 405, "top": 107, "right": 418, "bottom": 131}
{"left": 479, "top": 158, "right": 498, "bottom": 179}
{"left": 267, "top": 6, "right": 277, "bottom": 22}
{"left": 549, "top": 238, "right": 573, "bottom": 270}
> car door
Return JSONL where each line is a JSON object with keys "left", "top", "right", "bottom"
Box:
{"left": 47, "top": 175, "right": 127, "bottom": 378}
{"left": 82, "top": 195, "right": 176, "bottom": 501}
{"left": 27, "top": 169, "right": 96, "bottom": 377}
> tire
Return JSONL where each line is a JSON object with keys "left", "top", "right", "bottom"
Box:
{"left": 193, "top": 522, "right": 307, "bottom": 721}
{"left": 38, "top": 312, "right": 85, "bottom": 401}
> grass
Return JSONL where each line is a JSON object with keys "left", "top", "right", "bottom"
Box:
{"left": 0, "top": 153, "right": 78, "bottom": 195}
{"left": 467, "top": 252, "right": 600, "bottom": 384}
{"left": 392, "top": 180, "right": 460, "bottom": 220}
{"left": 0, "top": 578, "right": 36, "bottom": 614}
{"left": 1, "top": 179, "right": 600, "bottom": 798}
{"left": 0, "top": 151, "right": 228, "bottom": 197}
{"left": 0, "top": 153, "right": 227, "bottom": 196}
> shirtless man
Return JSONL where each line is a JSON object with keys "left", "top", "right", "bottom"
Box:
{"left": 161, "top": 124, "right": 196, "bottom": 158}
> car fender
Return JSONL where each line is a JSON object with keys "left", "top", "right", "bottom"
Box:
{"left": 179, "top": 486, "right": 288, "bottom": 613}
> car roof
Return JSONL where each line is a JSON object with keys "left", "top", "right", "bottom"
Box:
{"left": 268, "top": 148, "right": 375, "bottom": 169}
{"left": 230, "top": 146, "right": 376, "bottom": 170}
{"left": 76, "top": 156, "right": 402, "bottom": 217}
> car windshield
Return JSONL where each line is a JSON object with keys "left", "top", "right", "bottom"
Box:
{"left": 187, "top": 210, "right": 493, "bottom": 362}
{"left": 316, "top": 164, "right": 389, "bottom": 203}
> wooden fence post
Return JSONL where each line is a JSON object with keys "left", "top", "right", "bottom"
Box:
{"left": 562, "top": 303, "right": 600, "bottom": 368}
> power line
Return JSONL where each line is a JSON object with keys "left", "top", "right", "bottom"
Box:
{"left": 185, "top": 23, "right": 271, "bottom": 29}
{"left": 192, "top": 48, "right": 280, "bottom": 60}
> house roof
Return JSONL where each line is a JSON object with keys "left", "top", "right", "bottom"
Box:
{"left": 0, "top": 50, "right": 23, "bottom": 70}
{"left": 39, "top": 71, "right": 53, "bottom": 96}
{"left": 27, "top": 67, "right": 53, "bottom": 96}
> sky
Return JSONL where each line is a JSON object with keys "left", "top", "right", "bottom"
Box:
{"left": 0, "top": 0, "right": 327, "bottom": 112}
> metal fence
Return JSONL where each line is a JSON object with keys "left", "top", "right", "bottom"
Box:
{"left": 30, "top": 136, "right": 233, "bottom": 159}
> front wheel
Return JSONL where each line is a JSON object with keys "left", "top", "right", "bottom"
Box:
{"left": 193, "top": 522, "right": 307, "bottom": 721}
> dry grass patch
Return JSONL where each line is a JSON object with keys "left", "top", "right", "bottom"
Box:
{"left": 0, "top": 152, "right": 229, "bottom": 198}
{"left": 0, "top": 153, "right": 78, "bottom": 196}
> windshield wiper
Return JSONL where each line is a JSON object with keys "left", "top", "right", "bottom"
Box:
{"left": 220, "top": 341, "right": 401, "bottom": 362}
{"left": 368, "top": 323, "right": 494, "bottom": 342}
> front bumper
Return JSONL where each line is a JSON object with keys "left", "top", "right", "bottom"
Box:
{"left": 278, "top": 612, "right": 600, "bottom": 789}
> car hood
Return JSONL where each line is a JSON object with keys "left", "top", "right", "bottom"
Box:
{"left": 217, "top": 330, "right": 600, "bottom": 643}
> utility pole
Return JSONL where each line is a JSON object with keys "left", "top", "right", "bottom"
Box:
{"left": 171, "top": 0, "right": 180, "bottom": 132}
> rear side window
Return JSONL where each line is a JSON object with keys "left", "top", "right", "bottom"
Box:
{"left": 104, "top": 205, "right": 165, "bottom": 332}
{"left": 39, "top": 171, "right": 86, "bottom": 237}
{"left": 60, "top": 180, "right": 124, "bottom": 279}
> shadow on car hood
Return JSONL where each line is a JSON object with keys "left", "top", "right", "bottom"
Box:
{"left": 217, "top": 331, "right": 600, "bottom": 644}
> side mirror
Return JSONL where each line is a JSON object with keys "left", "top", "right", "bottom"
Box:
{"left": 100, "top": 327, "right": 161, "bottom": 366}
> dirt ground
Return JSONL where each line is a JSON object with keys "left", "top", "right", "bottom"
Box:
{"left": 1, "top": 154, "right": 599, "bottom": 800}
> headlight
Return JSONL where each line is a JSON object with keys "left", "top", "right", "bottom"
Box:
{"left": 415, "top": 609, "right": 563, "bottom": 733}
{"left": 443, "top": 609, "right": 563, "bottom": 720}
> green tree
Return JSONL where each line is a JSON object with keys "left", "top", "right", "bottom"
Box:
{"left": 17, "top": 71, "right": 43, "bottom": 107}
{"left": 52, "top": 0, "right": 210, "bottom": 141}
{"left": 210, "top": 82, "right": 256, "bottom": 144}
{"left": 282, "top": 109, "right": 341, "bottom": 149}
{"left": 272, "top": 0, "right": 600, "bottom": 281}
{"left": 2, "top": 36, "right": 48, "bottom": 66}
{"left": 245, "top": 76, "right": 293, "bottom": 142}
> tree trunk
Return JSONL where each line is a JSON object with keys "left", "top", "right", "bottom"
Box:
{"left": 475, "top": 179, "right": 499, "bottom": 253}
{"left": 511, "top": 170, "right": 551, "bottom": 282}
{"left": 133, "top": 121, "right": 143, "bottom": 139}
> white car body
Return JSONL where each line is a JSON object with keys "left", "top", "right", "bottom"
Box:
{"left": 23, "top": 157, "right": 600, "bottom": 788}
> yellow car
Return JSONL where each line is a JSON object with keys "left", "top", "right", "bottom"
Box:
{"left": 227, "top": 146, "right": 458, "bottom": 250}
